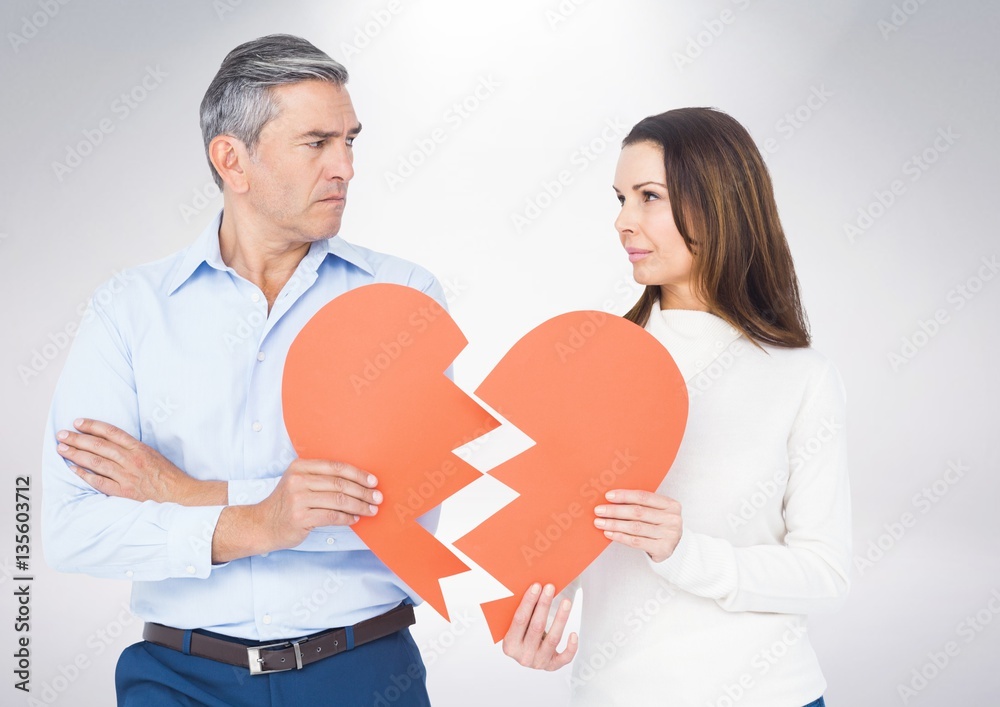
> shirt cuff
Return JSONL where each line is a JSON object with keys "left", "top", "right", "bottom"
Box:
{"left": 166, "top": 504, "right": 226, "bottom": 579}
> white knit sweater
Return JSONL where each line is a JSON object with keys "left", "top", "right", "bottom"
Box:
{"left": 567, "top": 307, "right": 851, "bottom": 706}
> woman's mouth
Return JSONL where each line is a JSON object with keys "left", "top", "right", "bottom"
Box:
{"left": 626, "top": 247, "right": 652, "bottom": 263}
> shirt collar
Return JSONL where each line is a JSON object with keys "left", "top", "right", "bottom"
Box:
{"left": 167, "top": 210, "right": 375, "bottom": 295}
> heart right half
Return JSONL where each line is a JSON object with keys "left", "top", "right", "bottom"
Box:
{"left": 454, "top": 309, "right": 688, "bottom": 642}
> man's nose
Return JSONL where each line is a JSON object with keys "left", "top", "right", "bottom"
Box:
{"left": 324, "top": 144, "right": 354, "bottom": 182}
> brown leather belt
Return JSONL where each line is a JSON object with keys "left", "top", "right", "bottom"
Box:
{"left": 143, "top": 602, "right": 415, "bottom": 675}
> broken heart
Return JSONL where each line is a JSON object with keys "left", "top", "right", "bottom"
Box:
{"left": 282, "top": 284, "right": 687, "bottom": 642}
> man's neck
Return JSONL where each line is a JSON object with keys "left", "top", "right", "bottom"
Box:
{"left": 218, "top": 208, "right": 310, "bottom": 313}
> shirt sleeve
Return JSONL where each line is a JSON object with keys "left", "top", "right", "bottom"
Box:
{"left": 41, "top": 288, "right": 226, "bottom": 581}
{"left": 647, "top": 359, "right": 852, "bottom": 614}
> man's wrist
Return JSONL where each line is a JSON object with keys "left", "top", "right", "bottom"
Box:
{"left": 176, "top": 478, "right": 228, "bottom": 507}
{"left": 211, "top": 503, "right": 275, "bottom": 563}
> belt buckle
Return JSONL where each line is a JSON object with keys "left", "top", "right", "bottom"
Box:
{"left": 247, "top": 640, "right": 303, "bottom": 675}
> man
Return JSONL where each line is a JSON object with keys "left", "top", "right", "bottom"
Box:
{"left": 42, "top": 34, "right": 438, "bottom": 706}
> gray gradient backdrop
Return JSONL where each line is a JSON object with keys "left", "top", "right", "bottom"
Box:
{"left": 2, "top": 1, "right": 998, "bottom": 705}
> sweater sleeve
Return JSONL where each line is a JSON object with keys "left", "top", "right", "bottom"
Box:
{"left": 647, "top": 359, "right": 852, "bottom": 614}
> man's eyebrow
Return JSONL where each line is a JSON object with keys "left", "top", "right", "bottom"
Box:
{"left": 294, "top": 123, "right": 363, "bottom": 141}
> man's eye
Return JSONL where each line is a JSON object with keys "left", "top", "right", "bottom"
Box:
{"left": 346, "top": 136, "right": 355, "bottom": 147}
{"left": 307, "top": 140, "right": 325, "bottom": 148}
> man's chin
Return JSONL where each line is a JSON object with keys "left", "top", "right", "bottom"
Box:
{"left": 306, "top": 214, "right": 344, "bottom": 240}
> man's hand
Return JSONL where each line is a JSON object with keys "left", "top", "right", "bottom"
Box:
{"left": 594, "top": 489, "right": 683, "bottom": 563}
{"left": 502, "top": 583, "right": 578, "bottom": 671}
{"left": 212, "top": 459, "right": 383, "bottom": 563}
{"left": 56, "top": 418, "right": 225, "bottom": 505}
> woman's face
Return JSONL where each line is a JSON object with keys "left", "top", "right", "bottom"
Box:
{"left": 613, "top": 142, "right": 696, "bottom": 292}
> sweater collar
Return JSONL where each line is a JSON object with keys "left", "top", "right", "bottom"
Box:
{"left": 644, "top": 305, "right": 744, "bottom": 382}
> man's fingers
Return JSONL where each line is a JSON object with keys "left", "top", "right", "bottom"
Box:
{"left": 309, "top": 490, "right": 379, "bottom": 517}
{"left": 74, "top": 418, "right": 139, "bottom": 450}
{"left": 312, "top": 508, "right": 362, "bottom": 527}
{"left": 56, "top": 429, "right": 126, "bottom": 465}
{"left": 73, "top": 465, "right": 122, "bottom": 497}
{"left": 297, "top": 460, "right": 379, "bottom": 489}
{"left": 57, "top": 444, "right": 121, "bottom": 479}
{"left": 302, "top": 475, "right": 382, "bottom": 507}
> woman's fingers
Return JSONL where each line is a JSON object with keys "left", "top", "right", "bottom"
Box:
{"left": 539, "top": 598, "right": 577, "bottom": 669}
{"left": 548, "top": 631, "right": 579, "bottom": 670}
{"left": 597, "top": 490, "right": 684, "bottom": 562}
{"left": 502, "top": 584, "right": 578, "bottom": 670}
{"left": 603, "top": 489, "right": 677, "bottom": 510}
{"left": 594, "top": 517, "right": 666, "bottom": 539}
{"left": 524, "top": 584, "right": 556, "bottom": 648}
{"left": 504, "top": 583, "right": 543, "bottom": 648}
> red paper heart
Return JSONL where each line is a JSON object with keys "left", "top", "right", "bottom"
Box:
{"left": 283, "top": 284, "right": 687, "bottom": 641}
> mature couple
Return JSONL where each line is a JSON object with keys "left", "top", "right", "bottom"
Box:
{"left": 43, "top": 34, "right": 849, "bottom": 707}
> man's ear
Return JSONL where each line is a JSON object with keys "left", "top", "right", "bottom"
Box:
{"left": 208, "top": 134, "right": 251, "bottom": 194}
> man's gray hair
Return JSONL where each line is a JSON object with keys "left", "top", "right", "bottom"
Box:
{"left": 200, "top": 34, "right": 349, "bottom": 189}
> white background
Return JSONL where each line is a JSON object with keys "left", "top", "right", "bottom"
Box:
{"left": 1, "top": 0, "right": 998, "bottom": 705}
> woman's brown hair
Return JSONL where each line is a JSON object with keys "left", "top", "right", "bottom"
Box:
{"left": 622, "top": 107, "right": 810, "bottom": 348}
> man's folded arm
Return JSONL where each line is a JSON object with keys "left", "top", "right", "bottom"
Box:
{"left": 41, "top": 293, "right": 226, "bottom": 581}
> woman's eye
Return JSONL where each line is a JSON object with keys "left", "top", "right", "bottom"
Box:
{"left": 643, "top": 191, "right": 659, "bottom": 201}
{"left": 616, "top": 194, "right": 625, "bottom": 205}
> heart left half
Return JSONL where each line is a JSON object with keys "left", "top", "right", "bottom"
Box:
{"left": 282, "top": 283, "right": 500, "bottom": 620}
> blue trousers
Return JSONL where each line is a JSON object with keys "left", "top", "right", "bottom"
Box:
{"left": 115, "top": 627, "right": 430, "bottom": 706}
{"left": 804, "top": 698, "right": 826, "bottom": 707}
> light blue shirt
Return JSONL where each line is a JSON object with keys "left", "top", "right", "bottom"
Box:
{"left": 42, "top": 210, "right": 447, "bottom": 640}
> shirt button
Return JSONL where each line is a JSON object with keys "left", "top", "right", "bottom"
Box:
{"left": 262, "top": 614, "right": 272, "bottom": 625}
{"left": 252, "top": 421, "right": 263, "bottom": 432}
{"left": 125, "top": 570, "right": 133, "bottom": 578}
{"left": 186, "top": 565, "right": 196, "bottom": 574}
{"left": 251, "top": 293, "right": 261, "bottom": 303}
{"left": 326, "top": 537, "right": 335, "bottom": 545}
{"left": 257, "top": 351, "right": 266, "bottom": 362}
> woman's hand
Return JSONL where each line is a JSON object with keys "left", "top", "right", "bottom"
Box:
{"left": 56, "top": 418, "right": 225, "bottom": 505}
{"left": 594, "top": 489, "right": 683, "bottom": 563}
{"left": 502, "top": 583, "right": 578, "bottom": 670}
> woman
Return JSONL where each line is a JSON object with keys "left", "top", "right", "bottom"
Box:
{"left": 502, "top": 108, "right": 850, "bottom": 707}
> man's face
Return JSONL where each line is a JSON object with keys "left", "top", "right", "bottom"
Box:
{"left": 243, "top": 80, "right": 360, "bottom": 242}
